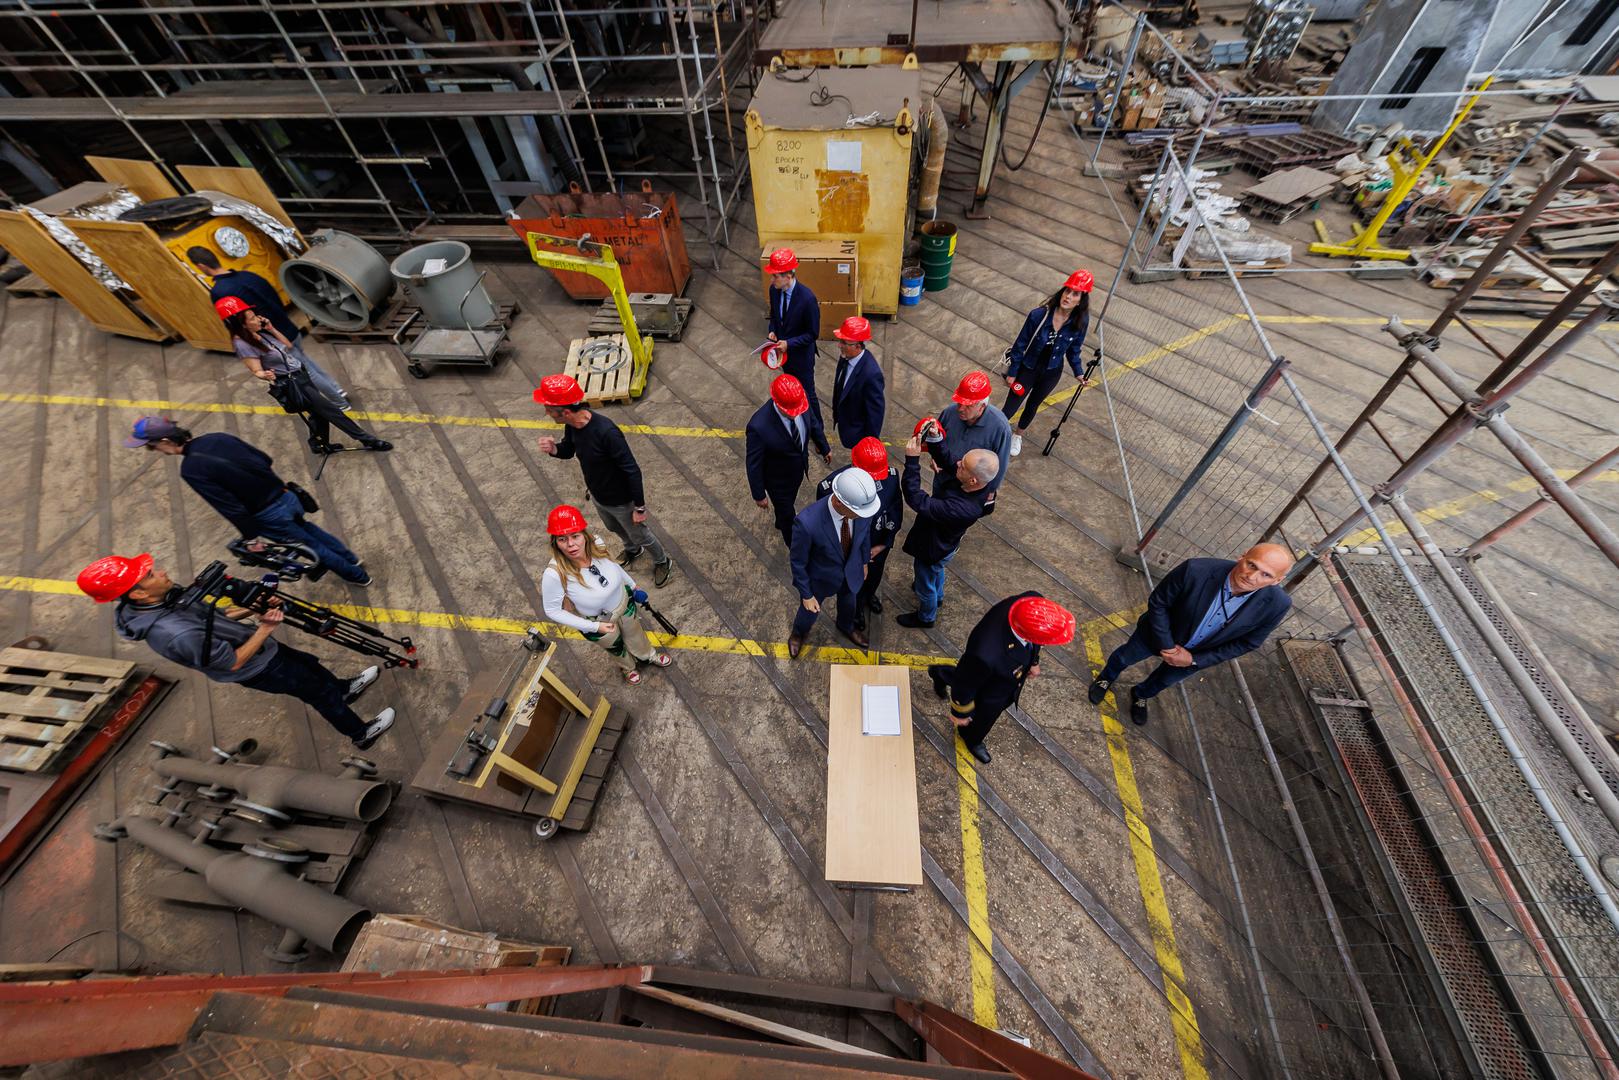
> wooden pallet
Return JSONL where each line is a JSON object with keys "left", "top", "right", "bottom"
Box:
{"left": 0, "top": 648, "right": 136, "bottom": 772}
{"left": 586, "top": 296, "right": 693, "bottom": 341}
{"left": 310, "top": 300, "right": 521, "bottom": 344}
{"left": 4, "top": 272, "right": 58, "bottom": 299}
{"left": 564, "top": 333, "right": 646, "bottom": 404}
{"left": 1179, "top": 257, "right": 1291, "bottom": 279}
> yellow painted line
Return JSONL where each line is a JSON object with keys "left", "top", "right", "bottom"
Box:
{"left": 1341, "top": 469, "right": 1619, "bottom": 547}
{"left": 0, "top": 391, "right": 739, "bottom": 441}
{"left": 1084, "top": 629, "right": 1209, "bottom": 1080}
{"left": 954, "top": 736, "right": 998, "bottom": 1029}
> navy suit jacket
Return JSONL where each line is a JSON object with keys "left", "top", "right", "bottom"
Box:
{"left": 746, "top": 402, "right": 828, "bottom": 501}
{"left": 767, "top": 282, "right": 820, "bottom": 375}
{"left": 816, "top": 464, "right": 902, "bottom": 548}
{"left": 1137, "top": 558, "right": 1291, "bottom": 669}
{"left": 789, "top": 496, "right": 871, "bottom": 600}
{"left": 831, "top": 348, "right": 886, "bottom": 448}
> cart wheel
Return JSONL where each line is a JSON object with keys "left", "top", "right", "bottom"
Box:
{"left": 533, "top": 817, "right": 559, "bottom": 840}
{"left": 407, "top": 362, "right": 429, "bottom": 379}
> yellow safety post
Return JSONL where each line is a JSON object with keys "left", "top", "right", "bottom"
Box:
{"left": 1309, "top": 74, "right": 1494, "bottom": 262}
{"left": 523, "top": 231, "right": 653, "bottom": 398}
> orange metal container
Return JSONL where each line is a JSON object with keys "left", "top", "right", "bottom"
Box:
{"left": 508, "top": 180, "right": 692, "bottom": 299}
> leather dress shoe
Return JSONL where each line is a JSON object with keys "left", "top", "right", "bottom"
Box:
{"left": 840, "top": 625, "right": 870, "bottom": 648}
{"left": 867, "top": 595, "right": 884, "bottom": 614}
{"left": 787, "top": 634, "right": 805, "bottom": 660}
{"left": 927, "top": 664, "right": 951, "bottom": 700}
{"left": 966, "top": 742, "right": 991, "bottom": 765}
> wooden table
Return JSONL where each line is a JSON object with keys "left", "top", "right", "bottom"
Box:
{"left": 824, "top": 664, "right": 923, "bottom": 890}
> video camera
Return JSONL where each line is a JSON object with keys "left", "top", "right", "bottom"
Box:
{"left": 175, "top": 561, "right": 419, "bottom": 669}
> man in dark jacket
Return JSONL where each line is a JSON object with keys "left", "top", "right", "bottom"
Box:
{"left": 78, "top": 553, "right": 395, "bottom": 749}
{"left": 788, "top": 469, "right": 880, "bottom": 657}
{"left": 1089, "top": 544, "right": 1294, "bottom": 725}
{"left": 928, "top": 592, "right": 1075, "bottom": 764}
{"left": 746, "top": 373, "right": 832, "bottom": 548}
{"left": 124, "top": 416, "right": 371, "bottom": 586}
{"left": 188, "top": 246, "right": 301, "bottom": 343}
{"left": 829, "top": 316, "right": 885, "bottom": 449}
{"left": 896, "top": 434, "right": 999, "bottom": 629}
{"left": 535, "top": 373, "right": 673, "bottom": 587}
{"left": 765, "top": 247, "right": 823, "bottom": 426}
{"left": 815, "top": 437, "right": 901, "bottom": 630}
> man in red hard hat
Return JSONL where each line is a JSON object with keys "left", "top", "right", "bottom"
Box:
{"left": 535, "top": 373, "right": 673, "bottom": 587}
{"left": 746, "top": 373, "right": 832, "bottom": 548}
{"left": 815, "top": 435, "right": 902, "bottom": 630}
{"left": 830, "top": 316, "right": 885, "bottom": 449}
{"left": 927, "top": 591, "right": 1075, "bottom": 765}
{"left": 923, "top": 370, "right": 1012, "bottom": 501}
{"left": 77, "top": 554, "right": 395, "bottom": 749}
{"left": 764, "top": 247, "right": 824, "bottom": 426}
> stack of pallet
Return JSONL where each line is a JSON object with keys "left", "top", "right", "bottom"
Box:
{"left": 0, "top": 647, "right": 136, "bottom": 773}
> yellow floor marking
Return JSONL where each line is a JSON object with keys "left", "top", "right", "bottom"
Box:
{"left": 1340, "top": 470, "right": 1619, "bottom": 547}
{"left": 954, "top": 736, "right": 998, "bottom": 1029}
{"left": 1084, "top": 629, "right": 1209, "bottom": 1080}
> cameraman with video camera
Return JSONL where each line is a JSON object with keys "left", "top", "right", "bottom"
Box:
{"left": 77, "top": 553, "right": 396, "bottom": 749}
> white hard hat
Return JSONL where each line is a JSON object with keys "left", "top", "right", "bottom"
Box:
{"left": 831, "top": 468, "right": 881, "bottom": 518}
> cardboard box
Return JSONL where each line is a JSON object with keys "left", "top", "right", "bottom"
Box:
{"left": 761, "top": 240, "right": 860, "bottom": 337}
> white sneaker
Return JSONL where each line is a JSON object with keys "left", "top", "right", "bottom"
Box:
{"left": 353, "top": 707, "right": 394, "bottom": 749}
{"left": 344, "top": 665, "right": 380, "bottom": 703}
{"left": 1010, "top": 433, "right": 1023, "bottom": 457}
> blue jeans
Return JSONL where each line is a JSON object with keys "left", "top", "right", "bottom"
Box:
{"left": 248, "top": 489, "right": 366, "bottom": 582}
{"left": 911, "top": 549, "right": 957, "bottom": 622}
{"left": 1099, "top": 630, "right": 1199, "bottom": 700}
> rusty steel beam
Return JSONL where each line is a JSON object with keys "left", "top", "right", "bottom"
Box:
{"left": 894, "top": 998, "right": 1102, "bottom": 1080}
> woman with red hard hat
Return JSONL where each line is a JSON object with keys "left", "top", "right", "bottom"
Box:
{"left": 1000, "top": 269, "right": 1093, "bottom": 458}
{"left": 540, "top": 504, "right": 671, "bottom": 684}
{"left": 926, "top": 591, "right": 1075, "bottom": 765}
{"left": 813, "top": 435, "right": 902, "bottom": 631}
{"left": 764, "top": 246, "right": 824, "bottom": 426}
{"left": 217, "top": 296, "right": 392, "bottom": 456}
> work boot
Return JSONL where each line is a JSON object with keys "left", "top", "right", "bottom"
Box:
{"left": 353, "top": 707, "right": 395, "bottom": 749}
{"left": 1087, "top": 677, "right": 1110, "bottom": 705}
{"left": 896, "top": 611, "right": 935, "bottom": 629}
{"left": 344, "top": 665, "right": 380, "bottom": 704}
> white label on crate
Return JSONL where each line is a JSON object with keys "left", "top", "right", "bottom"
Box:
{"left": 837, "top": 263, "right": 851, "bottom": 274}
{"left": 826, "top": 140, "right": 861, "bottom": 173}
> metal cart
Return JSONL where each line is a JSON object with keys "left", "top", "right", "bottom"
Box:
{"left": 391, "top": 270, "right": 510, "bottom": 379}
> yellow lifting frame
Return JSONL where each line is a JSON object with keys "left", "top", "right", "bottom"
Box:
{"left": 523, "top": 230, "right": 654, "bottom": 398}
{"left": 1309, "top": 75, "right": 1494, "bottom": 262}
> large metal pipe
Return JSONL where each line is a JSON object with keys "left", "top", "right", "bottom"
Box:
{"left": 917, "top": 99, "right": 949, "bottom": 217}
{"left": 117, "top": 816, "right": 371, "bottom": 954}
{"left": 151, "top": 758, "right": 393, "bottom": 823}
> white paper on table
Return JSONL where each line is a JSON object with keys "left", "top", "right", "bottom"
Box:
{"left": 861, "top": 684, "right": 901, "bottom": 736}
{"left": 826, "top": 140, "right": 862, "bottom": 173}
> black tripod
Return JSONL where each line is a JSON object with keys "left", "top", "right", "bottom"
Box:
{"left": 1041, "top": 352, "right": 1103, "bottom": 457}
{"left": 295, "top": 409, "right": 359, "bottom": 481}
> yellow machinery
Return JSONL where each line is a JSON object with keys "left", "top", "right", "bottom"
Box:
{"left": 525, "top": 231, "right": 653, "bottom": 402}
{"left": 1310, "top": 76, "right": 1493, "bottom": 262}
{"left": 411, "top": 631, "right": 628, "bottom": 839}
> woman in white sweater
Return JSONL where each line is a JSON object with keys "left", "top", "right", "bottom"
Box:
{"left": 541, "top": 504, "right": 671, "bottom": 684}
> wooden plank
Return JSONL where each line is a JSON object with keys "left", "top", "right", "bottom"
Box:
{"left": 824, "top": 664, "right": 923, "bottom": 888}
{"left": 0, "top": 648, "right": 136, "bottom": 679}
{"left": 629, "top": 984, "right": 885, "bottom": 1057}
{"left": 0, "top": 211, "right": 167, "bottom": 341}
{"left": 176, "top": 164, "right": 300, "bottom": 235}
{"left": 63, "top": 219, "right": 231, "bottom": 351}
{"left": 84, "top": 156, "right": 180, "bottom": 202}
{"left": 0, "top": 717, "right": 88, "bottom": 743}
{"left": 563, "top": 334, "right": 635, "bottom": 404}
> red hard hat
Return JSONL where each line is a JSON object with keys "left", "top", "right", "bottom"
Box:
{"left": 213, "top": 296, "right": 252, "bottom": 320}
{"left": 851, "top": 436, "right": 889, "bottom": 480}
{"left": 759, "top": 341, "right": 787, "bottom": 370}
{"left": 547, "top": 504, "right": 589, "bottom": 536}
{"left": 533, "top": 374, "right": 585, "bottom": 407}
{"left": 1008, "top": 596, "right": 1076, "bottom": 647}
{"left": 766, "top": 248, "right": 798, "bottom": 273}
{"left": 770, "top": 373, "right": 809, "bottom": 417}
{"left": 1063, "top": 269, "right": 1094, "bottom": 293}
{"left": 833, "top": 316, "right": 871, "bottom": 343}
{"left": 952, "top": 370, "right": 993, "bottom": 405}
{"left": 77, "top": 553, "right": 153, "bottom": 604}
{"left": 913, "top": 415, "right": 938, "bottom": 438}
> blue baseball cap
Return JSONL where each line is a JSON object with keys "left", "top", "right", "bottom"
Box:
{"left": 122, "top": 416, "right": 185, "bottom": 448}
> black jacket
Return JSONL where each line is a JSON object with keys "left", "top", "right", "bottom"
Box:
{"left": 816, "top": 464, "right": 902, "bottom": 548}
{"left": 555, "top": 412, "right": 646, "bottom": 507}
{"left": 1138, "top": 558, "right": 1291, "bottom": 669}
{"left": 179, "top": 433, "right": 286, "bottom": 536}
{"left": 900, "top": 456, "right": 989, "bottom": 564}
{"left": 831, "top": 348, "right": 885, "bottom": 449}
{"left": 949, "top": 590, "right": 1043, "bottom": 723}
{"left": 745, "top": 401, "right": 828, "bottom": 501}
{"left": 210, "top": 270, "right": 299, "bottom": 343}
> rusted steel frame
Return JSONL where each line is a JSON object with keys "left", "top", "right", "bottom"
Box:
{"left": 1464, "top": 443, "right": 1619, "bottom": 556}
{"left": 1477, "top": 296, "right": 1619, "bottom": 409}
{"left": 1472, "top": 242, "right": 1619, "bottom": 398}
{"left": 894, "top": 998, "right": 1103, "bottom": 1080}
{"left": 1427, "top": 150, "right": 1587, "bottom": 337}
{"left": 1484, "top": 413, "right": 1619, "bottom": 569}
{"left": 1322, "top": 560, "right": 1619, "bottom": 1079}
{"left": 648, "top": 965, "right": 898, "bottom": 1013}
{"left": 0, "top": 965, "right": 652, "bottom": 1065}
{"left": 1452, "top": 312, "right": 1510, "bottom": 362}
{"left": 755, "top": 40, "right": 1074, "bottom": 67}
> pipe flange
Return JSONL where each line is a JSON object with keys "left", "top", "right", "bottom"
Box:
{"left": 243, "top": 838, "right": 309, "bottom": 864}
{"left": 339, "top": 755, "right": 378, "bottom": 778}
{"left": 149, "top": 740, "right": 181, "bottom": 759}
{"left": 162, "top": 806, "right": 188, "bottom": 825}
{"left": 195, "top": 818, "right": 223, "bottom": 834}
{"left": 149, "top": 781, "right": 183, "bottom": 804}
{"left": 92, "top": 822, "right": 127, "bottom": 842}
{"left": 264, "top": 942, "right": 310, "bottom": 963}
{"left": 229, "top": 798, "right": 292, "bottom": 826}
{"left": 195, "top": 785, "right": 233, "bottom": 801}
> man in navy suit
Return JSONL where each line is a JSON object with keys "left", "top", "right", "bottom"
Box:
{"left": 788, "top": 468, "right": 881, "bottom": 657}
{"left": 747, "top": 374, "right": 832, "bottom": 548}
{"left": 765, "top": 248, "right": 823, "bottom": 426}
{"left": 815, "top": 436, "right": 902, "bottom": 631}
{"left": 1090, "top": 544, "right": 1294, "bottom": 726}
{"left": 830, "top": 315, "right": 885, "bottom": 449}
